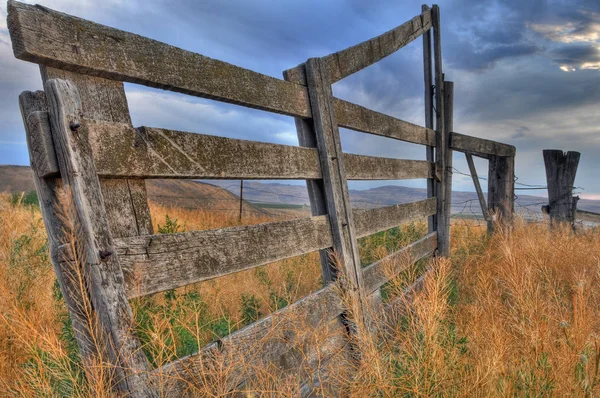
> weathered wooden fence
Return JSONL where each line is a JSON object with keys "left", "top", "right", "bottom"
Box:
{"left": 9, "top": 1, "right": 516, "bottom": 395}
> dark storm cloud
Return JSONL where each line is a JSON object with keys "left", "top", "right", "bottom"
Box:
{"left": 551, "top": 44, "right": 600, "bottom": 68}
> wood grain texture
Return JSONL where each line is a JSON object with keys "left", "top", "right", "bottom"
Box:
{"left": 334, "top": 98, "right": 436, "bottom": 146}
{"left": 40, "top": 66, "right": 154, "bottom": 238}
{"left": 345, "top": 154, "right": 433, "bottom": 180}
{"left": 432, "top": 5, "right": 448, "bottom": 257}
{"left": 354, "top": 198, "right": 437, "bottom": 238}
{"left": 8, "top": 1, "right": 311, "bottom": 117}
{"left": 422, "top": 4, "right": 435, "bottom": 234}
{"left": 114, "top": 216, "right": 333, "bottom": 298}
{"left": 44, "top": 79, "right": 156, "bottom": 397}
{"left": 543, "top": 150, "right": 580, "bottom": 226}
{"left": 85, "top": 121, "right": 322, "bottom": 180}
{"left": 488, "top": 155, "right": 515, "bottom": 233}
{"left": 19, "top": 90, "right": 99, "bottom": 365}
{"left": 441, "top": 81, "right": 453, "bottom": 256}
{"left": 450, "top": 132, "right": 516, "bottom": 157}
{"left": 465, "top": 153, "right": 489, "bottom": 222}
{"left": 285, "top": 9, "right": 432, "bottom": 85}
{"left": 305, "top": 57, "right": 366, "bottom": 314}
{"left": 24, "top": 111, "right": 59, "bottom": 177}
{"left": 363, "top": 232, "right": 437, "bottom": 294}
{"left": 283, "top": 70, "right": 337, "bottom": 284}
{"left": 155, "top": 284, "right": 346, "bottom": 396}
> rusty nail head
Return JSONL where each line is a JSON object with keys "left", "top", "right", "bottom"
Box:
{"left": 99, "top": 250, "right": 113, "bottom": 261}
{"left": 70, "top": 122, "right": 81, "bottom": 132}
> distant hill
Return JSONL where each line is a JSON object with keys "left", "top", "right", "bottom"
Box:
{"left": 4, "top": 165, "right": 600, "bottom": 216}
{"left": 0, "top": 165, "right": 266, "bottom": 216}
{"left": 0, "top": 165, "right": 36, "bottom": 193}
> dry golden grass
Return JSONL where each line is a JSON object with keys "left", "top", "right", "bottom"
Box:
{"left": 2, "top": 192, "right": 600, "bottom": 396}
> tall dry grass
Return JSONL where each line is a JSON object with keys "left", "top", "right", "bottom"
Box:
{"left": 2, "top": 191, "right": 600, "bottom": 396}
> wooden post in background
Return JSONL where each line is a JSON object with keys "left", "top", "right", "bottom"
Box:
{"left": 487, "top": 155, "right": 515, "bottom": 233}
{"left": 442, "top": 80, "right": 453, "bottom": 253}
{"left": 432, "top": 4, "right": 449, "bottom": 256}
{"left": 543, "top": 150, "right": 580, "bottom": 228}
{"left": 422, "top": 4, "right": 435, "bottom": 235}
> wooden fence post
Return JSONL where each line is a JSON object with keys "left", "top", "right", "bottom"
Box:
{"left": 45, "top": 79, "right": 156, "bottom": 397}
{"left": 432, "top": 5, "right": 449, "bottom": 256}
{"left": 543, "top": 149, "right": 580, "bottom": 228}
{"left": 422, "top": 4, "right": 435, "bottom": 235}
{"left": 443, "top": 80, "right": 454, "bottom": 254}
{"left": 487, "top": 155, "right": 515, "bottom": 233}
{"left": 304, "top": 57, "right": 366, "bottom": 327}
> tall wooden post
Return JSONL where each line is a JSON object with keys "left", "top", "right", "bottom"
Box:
{"left": 442, "top": 80, "right": 453, "bottom": 253}
{"left": 543, "top": 150, "right": 580, "bottom": 228}
{"left": 432, "top": 4, "right": 449, "bottom": 256}
{"left": 422, "top": 4, "right": 435, "bottom": 234}
{"left": 488, "top": 155, "right": 515, "bottom": 233}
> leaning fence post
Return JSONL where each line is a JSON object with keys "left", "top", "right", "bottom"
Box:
{"left": 543, "top": 149, "right": 580, "bottom": 228}
{"left": 442, "top": 80, "right": 454, "bottom": 255}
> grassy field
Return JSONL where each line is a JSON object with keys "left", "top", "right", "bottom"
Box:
{"left": 1, "top": 191, "right": 600, "bottom": 396}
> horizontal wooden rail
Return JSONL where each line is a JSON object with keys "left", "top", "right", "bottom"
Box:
{"left": 155, "top": 284, "right": 345, "bottom": 395}
{"left": 344, "top": 154, "right": 433, "bottom": 180}
{"left": 450, "top": 132, "right": 516, "bottom": 157}
{"left": 354, "top": 198, "right": 437, "bottom": 238}
{"left": 576, "top": 209, "right": 600, "bottom": 224}
{"left": 285, "top": 9, "right": 432, "bottom": 85}
{"left": 36, "top": 117, "right": 433, "bottom": 181}
{"left": 335, "top": 99, "right": 436, "bottom": 146}
{"left": 7, "top": 1, "right": 312, "bottom": 118}
{"left": 113, "top": 216, "right": 333, "bottom": 298}
{"left": 87, "top": 120, "right": 322, "bottom": 180}
{"left": 363, "top": 232, "right": 437, "bottom": 294}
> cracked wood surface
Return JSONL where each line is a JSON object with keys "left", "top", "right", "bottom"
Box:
{"left": 335, "top": 98, "right": 436, "bottom": 146}
{"left": 450, "top": 132, "right": 516, "bottom": 158}
{"left": 45, "top": 78, "right": 156, "bottom": 396}
{"left": 115, "top": 215, "right": 333, "bottom": 298}
{"left": 285, "top": 9, "right": 432, "bottom": 85}
{"left": 8, "top": 0, "right": 311, "bottom": 118}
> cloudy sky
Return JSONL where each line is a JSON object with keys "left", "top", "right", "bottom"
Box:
{"left": 0, "top": 0, "right": 599, "bottom": 198}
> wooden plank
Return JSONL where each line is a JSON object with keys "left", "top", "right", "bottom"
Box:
{"left": 576, "top": 210, "right": 600, "bottom": 224}
{"left": 285, "top": 9, "right": 432, "bottom": 85}
{"left": 8, "top": 1, "right": 312, "bottom": 118}
{"left": 155, "top": 284, "right": 345, "bottom": 396}
{"left": 450, "top": 132, "right": 516, "bottom": 157}
{"left": 354, "top": 198, "right": 436, "bottom": 238}
{"left": 44, "top": 79, "right": 156, "bottom": 396}
{"left": 543, "top": 150, "right": 580, "bottom": 227}
{"left": 111, "top": 215, "right": 333, "bottom": 298}
{"left": 422, "top": 4, "right": 435, "bottom": 234}
{"left": 345, "top": 154, "right": 433, "bottom": 180}
{"left": 442, "top": 81, "right": 453, "bottom": 252}
{"left": 84, "top": 121, "right": 322, "bottom": 180}
{"left": 305, "top": 57, "right": 367, "bottom": 321}
{"left": 24, "top": 111, "right": 59, "bottom": 177}
{"left": 40, "top": 67, "right": 154, "bottom": 238}
{"left": 432, "top": 5, "right": 448, "bottom": 257}
{"left": 488, "top": 155, "right": 515, "bottom": 233}
{"left": 283, "top": 71, "right": 336, "bottom": 285}
{"left": 465, "top": 153, "right": 489, "bottom": 222}
{"left": 334, "top": 98, "right": 436, "bottom": 146}
{"left": 362, "top": 232, "right": 437, "bottom": 294}
{"left": 19, "top": 90, "right": 100, "bottom": 367}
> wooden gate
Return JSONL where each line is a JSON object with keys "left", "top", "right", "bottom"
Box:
{"left": 9, "top": 1, "right": 515, "bottom": 395}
